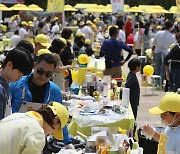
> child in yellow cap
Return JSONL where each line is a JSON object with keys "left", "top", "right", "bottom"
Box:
{"left": 0, "top": 102, "right": 69, "bottom": 154}
{"left": 142, "top": 92, "right": 180, "bottom": 154}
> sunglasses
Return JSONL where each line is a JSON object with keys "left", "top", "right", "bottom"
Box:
{"left": 36, "top": 68, "right": 53, "bottom": 78}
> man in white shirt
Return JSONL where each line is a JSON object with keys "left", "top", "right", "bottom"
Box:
{"left": 10, "top": 30, "right": 21, "bottom": 48}
{"left": 152, "top": 20, "right": 176, "bottom": 86}
{"left": 9, "top": 17, "right": 18, "bottom": 32}
{"left": 33, "top": 17, "right": 39, "bottom": 31}
{"left": 42, "top": 18, "right": 50, "bottom": 35}
{"left": 19, "top": 21, "right": 28, "bottom": 40}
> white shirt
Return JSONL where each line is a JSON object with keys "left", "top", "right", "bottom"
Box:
{"left": 19, "top": 27, "right": 28, "bottom": 40}
{"left": 118, "top": 29, "right": 126, "bottom": 42}
{"left": 153, "top": 30, "right": 176, "bottom": 55}
{"left": 10, "top": 34, "right": 21, "bottom": 48}
{"left": 0, "top": 113, "right": 45, "bottom": 154}
{"left": 42, "top": 23, "right": 50, "bottom": 34}
{"left": 33, "top": 20, "right": 39, "bottom": 30}
{"left": 9, "top": 20, "right": 18, "bottom": 32}
{"left": 51, "top": 24, "right": 60, "bottom": 33}
{"left": 81, "top": 25, "right": 93, "bottom": 40}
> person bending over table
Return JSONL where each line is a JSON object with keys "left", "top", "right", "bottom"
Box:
{"left": 0, "top": 102, "right": 69, "bottom": 154}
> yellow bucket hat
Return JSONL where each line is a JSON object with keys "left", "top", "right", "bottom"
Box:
{"left": 34, "top": 34, "right": 51, "bottom": 47}
{"left": 149, "top": 92, "right": 180, "bottom": 114}
{"left": 48, "top": 102, "right": 69, "bottom": 140}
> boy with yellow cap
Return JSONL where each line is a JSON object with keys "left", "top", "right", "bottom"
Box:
{"left": 0, "top": 102, "right": 69, "bottom": 154}
{"left": 142, "top": 92, "right": 180, "bottom": 154}
{"left": 34, "top": 34, "right": 51, "bottom": 55}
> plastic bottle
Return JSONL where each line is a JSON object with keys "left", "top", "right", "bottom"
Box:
{"left": 92, "top": 72, "right": 97, "bottom": 90}
{"left": 85, "top": 70, "right": 93, "bottom": 89}
{"left": 122, "top": 88, "right": 130, "bottom": 108}
{"left": 103, "top": 82, "right": 108, "bottom": 97}
{"left": 97, "top": 79, "right": 103, "bottom": 93}
{"left": 102, "top": 95, "right": 108, "bottom": 107}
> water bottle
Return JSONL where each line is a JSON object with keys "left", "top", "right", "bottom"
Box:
{"left": 97, "top": 79, "right": 103, "bottom": 93}
{"left": 85, "top": 70, "right": 93, "bottom": 89}
{"left": 122, "top": 88, "right": 130, "bottom": 108}
{"left": 103, "top": 82, "right": 108, "bottom": 97}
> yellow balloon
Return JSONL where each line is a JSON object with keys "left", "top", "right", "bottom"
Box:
{"left": 143, "top": 65, "right": 154, "bottom": 77}
{"left": 78, "top": 54, "right": 89, "bottom": 64}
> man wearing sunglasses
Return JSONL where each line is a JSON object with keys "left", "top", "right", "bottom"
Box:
{"left": 9, "top": 53, "right": 72, "bottom": 147}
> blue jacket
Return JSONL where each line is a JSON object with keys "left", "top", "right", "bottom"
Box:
{"left": 10, "top": 72, "right": 71, "bottom": 144}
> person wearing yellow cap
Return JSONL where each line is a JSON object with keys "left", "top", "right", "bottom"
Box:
{"left": 34, "top": 34, "right": 51, "bottom": 56}
{"left": 84, "top": 39, "right": 94, "bottom": 56}
{"left": 73, "top": 32, "right": 85, "bottom": 57}
{"left": 0, "top": 102, "right": 69, "bottom": 154}
{"left": 9, "top": 16, "right": 18, "bottom": 32}
{"left": 27, "top": 21, "right": 35, "bottom": 39}
{"left": 10, "top": 53, "right": 73, "bottom": 148}
{"left": 19, "top": 21, "right": 28, "bottom": 40}
{"left": 77, "top": 21, "right": 85, "bottom": 34}
{"left": 33, "top": 16, "right": 39, "bottom": 31}
{"left": 81, "top": 20, "right": 94, "bottom": 40}
{"left": 142, "top": 92, "right": 180, "bottom": 154}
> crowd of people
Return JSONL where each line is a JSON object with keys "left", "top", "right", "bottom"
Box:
{"left": 0, "top": 10, "right": 179, "bottom": 154}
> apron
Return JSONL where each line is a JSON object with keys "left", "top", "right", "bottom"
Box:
{"left": 157, "top": 126, "right": 180, "bottom": 154}
{"left": 18, "top": 87, "right": 44, "bottom": 113}
{"left": 4, "top": 97, "right": 12, "bottom": 117}
{"left": 157, "top": 133, "right": 168, "bottom": 154}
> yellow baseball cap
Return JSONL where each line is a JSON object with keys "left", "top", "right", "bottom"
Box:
{"left": 33, "top": 17, "right": 37, "bottom": 21}
{"left": 37, "top": 49, "right": 52, "bottom": 56}
{"left": 127, "top": 16, "right": 132, "bottom": 19}
{"left": 79, "top": 21, "right": 84, "bottom": 26}
{"left": 34, "top": 34, "right": 51, "bottom": 47}
{"left": 85, "top": 39, "right": 91, "bottom": 45}
{"left": 54, "top": 17, "right": 58, "bottom": 21}
{"left": 48, "top": 102, "right": 69, "bottom": 140}
{"left": 59, "top": 37, "right": 67, "bottom": 45}
{"left": 21, "top": 21, "right": 28, "bottom": 26}
{"left": 28, "top": 21, "right": 33, "bottom": 27}
{"left": 86, "top": 20, "right": 92, "bottom": 25}
{"left": 156, "top": 25, "right": 162, "bottom": 30}
{"left": 149, "top": 92, "right": 180, "bottom": 114}
{"left": 76, "top": 32, "right": 85, "bottom": 37}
